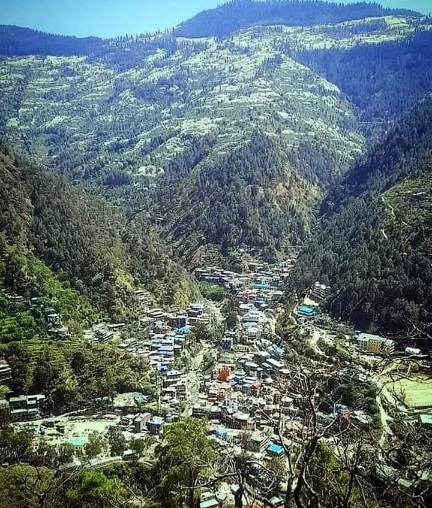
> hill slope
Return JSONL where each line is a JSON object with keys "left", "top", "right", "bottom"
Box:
{"left": 0, "top": 4, "right": 431, "bottom": 262}
{"left": 297, "top": 28, "right": 432, "bottom": 139}
{"left": 0, "top": 25, "right": 103, "bottom": 56}
{"left": 0, "top": 27, "right": 362, "bottom": 183}
{"left": 290, "top": 94, "right": 432, "bottom": 336}
{"left": 155, "top": 131, "right": 320, "bottom": 265}
{"left": 174, "top": 0, "right": 418, "bottom": 38}
{"left": 0, "top": 144, "right": 198, "bottom": 325}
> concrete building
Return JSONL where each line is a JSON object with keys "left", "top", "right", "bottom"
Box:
{"left": 44, "top": 308, "right": 62, "bottom": 327}
{"left": 169, "top": 315, "right": 188, "bottom": 329}
{"left": 9, "top": 394, "right": 46, "bottom": 421}
{"left": 147, "top": 416, "right": 165, "bottom": 435}
{"left": 419, "top": 414, "right": 432, "bottom": 428}
{"left": 193, "top": 404, "right": 211, "bottom": 419}
{"left": 0, "top": 361, "right": 12, "bottom": 382}
{"left": 246, "top": 432, "right": 271, "bottom": 454}
{"left": 244, "top": 325, "right": 262, "bottom": 340}
{"left": 162, "top": 370, "right": 182, "bottom": 388}
{"left": 311, "top": 282, "right": 330, "bottom": 301}
{"left": 221, "top": 336, "right": 234, "bottom": 351}
{"left": 134, "top": 413, "right": 152, "bottom": 433}
{"left": 356, "top": 333, "right": 394, "bottom": 354}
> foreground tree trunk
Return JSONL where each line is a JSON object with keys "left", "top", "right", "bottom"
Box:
{"left": 188, "top": 469, "right": 194, "bottom": 508}
{"left": 234, "top": 484, "right": 244, "bottom": 508}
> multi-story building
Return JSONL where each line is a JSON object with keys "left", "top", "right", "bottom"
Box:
{"left": 311, "top": 282, "right": 330, "bottom": 301}
{"left": 356, "top": 333, "right": 394, "bottom": 354}
{"left": 147, "top": 416, "right": 164, "bottom": 435}
{"left": 134, "top": 413, "right": 152, "bottom": 433}
{"left": 9, "top": 394, "right": 46, "bottom": 421}
{"left": 0, "top": 361, "right": 12, "bottom": 382}
{"left": 246, "top": 432, "right": 271, "bottom": 454}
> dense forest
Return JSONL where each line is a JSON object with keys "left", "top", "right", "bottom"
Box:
{"left": 0, "top": 26, "right": 103, "bottom": 56}
{"left": 290, "top": 94, "right": 432, "bottom": 336}
{"left": 155, "top": 131, "right": 319, "bottom": 265}
{"left": 297, "top": 29, "right": 432, "bottom": 139}
{"left": 174, "top": 0, "right": 418, "bottom": 38}
{"left": 0, "top": 143, "right": 198, "bottom": 329}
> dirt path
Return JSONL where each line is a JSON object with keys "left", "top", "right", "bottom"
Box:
{"left": 183, "top": 341, "right": 212, "bottom": 416}
{"left": 376, "top": 382, "right": 393, "bottom": 447}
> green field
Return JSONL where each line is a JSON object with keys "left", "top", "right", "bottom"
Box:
{"left": 388, "top": 376, "right": 432, "bottom": 408}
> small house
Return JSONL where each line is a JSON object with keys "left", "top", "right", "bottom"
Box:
{"left": 147, "top": 416, "right": 164, "bottom": 435}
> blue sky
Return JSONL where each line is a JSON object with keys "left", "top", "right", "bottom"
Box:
{"left": 0, "top": 0, "right": 430, "bottom": 38}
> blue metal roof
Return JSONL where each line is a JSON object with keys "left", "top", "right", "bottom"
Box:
{"left": 176, "top": 325, "right": 191, "bottom": 334}
{"left": 298, "top": 305, "right": 316, "bottom": 314}
{"left": 268, "top": 443, "right": 284, "bottom": 454}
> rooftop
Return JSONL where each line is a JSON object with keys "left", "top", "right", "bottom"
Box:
{"left": 69, "top": 438, "right": 86, "bottom": 447}
{"left": 200, "top": 500, "right": 220, "bottom": 508}
{"left": 358, "top": 332, "right": 388, "bottom": 342}
{"left": 420, "top": 414, "right": 432, "bottom": 425}
{"left": 268, "top": 442, "right": 284, "bottom": 455}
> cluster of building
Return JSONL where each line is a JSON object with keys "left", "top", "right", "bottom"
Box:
{"left": 85, "top": 301, "right": 209, "bottom": 368}
{"left": 190, "top": 263, "right": 299, "bottom": 470}
{"left": 0, "top": 295, "right": 69, "bottom": 421}
{"left": 192, "top": 345, "right": 293, "bottom": 461}
{"left": 84, "top": 322, "right": 126, "bottom": 343}
{"left": 184, "top": 269, "right": 393, "bottom": 491}
{"left": 83, "top": 301, "right": 216, "bottom": 423}
{"left": 195, "top": 261, "right": 292, "bottom": 301}
{"left": 1, "top": 291, "right": 69, "bottom": 339}
{"left": 127, "top": 302, "right": 209, "bottom": 366}
{"left": 117, "top": 407, "right": 165, "bottom": 436}
{"left": 196, "top": 262, "right": 295, "bottom": 347}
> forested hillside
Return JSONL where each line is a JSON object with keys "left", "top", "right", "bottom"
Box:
{"left": 1, "top": 2, "right": 432, "bottom": 264}
{"left": 0, "top": 144, "right": 198, "bottom": 327}
{"left": 0, "top": 26, "right": 103, "bottom": 56}
{"left": 290, "top": 94, "right": 432, "bottom": 336}
{"left": 175, "top": 0, "right": 417, "bottom": 37}
{"left": 156, "top": 131, "right": 320, "bottom": 264}
{"left": 297, "top": 29, "right": 432, "bottom": 139}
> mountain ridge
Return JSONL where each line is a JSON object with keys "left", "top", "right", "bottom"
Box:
{"left": 289, "top": 93, "right": 432, "bottom": 335}
{"left": 0, "top": 25, "right": 103, "bottom": 57}
{"left": 1, "top": 2, "right": 432, "bottom": 270}
{"left": 174, "top": 0, "right": 420, "bottom": 38}
{"left": 0, "top": 143, "right": 198, "bottom": 327}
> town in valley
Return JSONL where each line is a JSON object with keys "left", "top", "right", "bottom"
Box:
{"left": 1, "top": 255, "right": 431, "bottom": 507}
